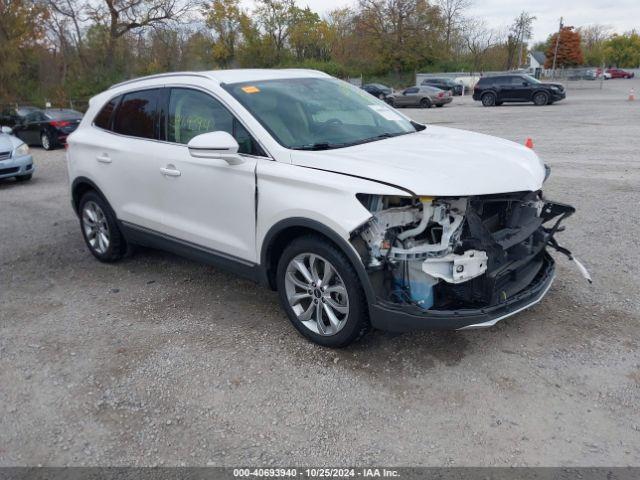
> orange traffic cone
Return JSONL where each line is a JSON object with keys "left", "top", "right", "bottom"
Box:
{"left": 629, "top": 88, "right": 636, "bottom": 101}
{"left": 525, "top": 137, "right": 534, "bottom": 149}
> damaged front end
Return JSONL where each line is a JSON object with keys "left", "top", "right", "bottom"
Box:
{"left": 354, "top": 192, "right": 587, "bottom": 331}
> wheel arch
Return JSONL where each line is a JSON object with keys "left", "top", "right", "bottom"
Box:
{"left": 71, "top": 176, "right": 109, "bottom": 216}
{"left": 260, "top": 218, "right": 376, "bottom": 307}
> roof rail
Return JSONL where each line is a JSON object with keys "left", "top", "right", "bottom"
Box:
{"left": 109, "top": 72, "right": 213, "bottom": 89}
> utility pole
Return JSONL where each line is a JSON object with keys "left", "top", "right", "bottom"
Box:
{"left": 551, "top": 17, "right": 563, "bottom": 80}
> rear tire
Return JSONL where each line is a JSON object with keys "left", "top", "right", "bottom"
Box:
{"left": 41, "top": 132, "right": 53, "bottom": 150}
{"left": 436, "top": 104, "right": 444, "bottom": 108}
{"left": 420, "top": 98, "right": 432, "bottom": 108}
{"left": 78, "top": 191, "right": 127, "bottom": 263}
{"left": 386, "top": 98, "right": 395, "bottom": 107}
{"left": 481, "top": 92, "right": 496, "bottom": 106}
{"left": 276, "top": 235, "right": 370, "bottom": 348}
{"left": 533, "top": 91, "right": 549, "bottom": 106}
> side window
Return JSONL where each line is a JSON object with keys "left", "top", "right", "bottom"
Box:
{"left": 405, "top": 87, "right": 419, "bottom": 94}
{"left": 94, "top": 96, "right": 119, "bottom": 130}
{"left": 112, "top": 89, "right": 159, "bottom": 139}
{"left": 168, "top": 88, "right": 263, "bottom": 156}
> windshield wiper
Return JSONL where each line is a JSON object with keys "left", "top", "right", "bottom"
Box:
{"left": 292, "top": 142, "right": 346, "bottom": 151}
{"left": 292, "top": 131, "right": 413, "bottom": 151}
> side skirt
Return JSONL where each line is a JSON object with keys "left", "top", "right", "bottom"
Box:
{"left": 119, "top": 221, "right": 264, "bottom": 284}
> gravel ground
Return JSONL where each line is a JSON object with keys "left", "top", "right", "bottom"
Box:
{"left": 1, "top": 79, "right": 639, "bottom": 467}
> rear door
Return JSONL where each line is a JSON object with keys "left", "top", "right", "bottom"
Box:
{"left": 102, "top": 88, "right": 168, "bottom": 232}
{"left": 511, "top": 76, "right": 533, "bottom": 100}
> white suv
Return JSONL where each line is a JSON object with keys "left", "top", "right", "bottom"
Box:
{"left": 67, "top": 69, "right": 585, "bottom": 347}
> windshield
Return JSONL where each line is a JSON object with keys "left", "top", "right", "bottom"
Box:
{"left": 522, "top": 74, "right": 541, "bottom": 84}
{"left": 224, "top": 77, "right": 418, "bottom": 150}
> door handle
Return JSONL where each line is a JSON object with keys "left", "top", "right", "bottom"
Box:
{"left": 160, "top": 166, "right": 181, "bottom": 177}
{"left": 96, "top": 154, "right": 112, "bottom": 164}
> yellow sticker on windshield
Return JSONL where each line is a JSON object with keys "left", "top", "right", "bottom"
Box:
{"left": 241, "top": 86, "right": 260, "bottom": 94}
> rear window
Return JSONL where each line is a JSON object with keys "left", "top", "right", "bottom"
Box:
{"left": 112, "top": 89, "right": 159, "bottom": 139}
{"left": 477, "top": 77, "right": 496, "bottom": 85}
{"left": 94, "top": 97, "right": 119, "bottom": 130}
{"left": 46, "top": 109, "right": 82, "bottom": 120}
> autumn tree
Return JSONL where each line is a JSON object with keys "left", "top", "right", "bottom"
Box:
{"left": 545, "top": 26, "right": 584, "bottom": 68}
{"left": 0, "top": 0, "right": 49, "bottom": 100}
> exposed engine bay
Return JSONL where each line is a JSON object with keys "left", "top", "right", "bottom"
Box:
{"left": 355, "top": 192, "right": 587, "bottom": 311}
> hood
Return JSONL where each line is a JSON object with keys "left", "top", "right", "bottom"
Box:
{"left": 290, "top": 126, "right": 546, "bottom": 196}
{"left": 541, "top": 82, "right": 564, "bottom": 89}
{"left": 0, "top": 133, "right": 20, "bottom": 153}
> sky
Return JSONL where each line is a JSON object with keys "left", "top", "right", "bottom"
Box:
{"left": 242, "top": 0, "right": 640, "bottom": 43}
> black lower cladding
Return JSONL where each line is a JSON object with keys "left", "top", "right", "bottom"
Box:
{"left": 370, "top": 192, "right": 574, "bottom": 331}
{"left": 370, "top": 252, "right": 556, "bottom": 331}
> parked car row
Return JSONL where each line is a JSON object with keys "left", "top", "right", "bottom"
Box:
{"left": 598, "top": 68, "right": 635, "bottom": 79}
{"left": 0, "top": 105, "right": 83, "bottom": 150}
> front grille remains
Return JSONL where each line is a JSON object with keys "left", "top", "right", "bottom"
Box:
{"left": 0, "top": 151, "right": 11, "bottom": 161}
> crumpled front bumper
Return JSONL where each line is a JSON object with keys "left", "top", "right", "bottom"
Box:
{"left": 370, "top": 252, "right": 556, "bottom": 332}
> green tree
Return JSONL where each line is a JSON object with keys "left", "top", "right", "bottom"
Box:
{"left": 204, "top": 0, "right": 245, "bottom": 67}
{"left": 604, "top": 31, "right": 640, "bottom": 68}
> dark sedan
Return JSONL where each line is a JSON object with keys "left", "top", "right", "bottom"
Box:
{"left": 420, "top": 77, "right": 464, "bottom": 95}
{"left": 13, "top": 108, "right": 83, "bottom": 150}
{"left": 362, "top": 83, "right": 393, "bottom": 99}
{"left": 0, "top": 106, "right": 42, "bottom": 128}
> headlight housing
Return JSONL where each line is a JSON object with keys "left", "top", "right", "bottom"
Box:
{"left": 15, "top": 143, "right": 29, "bottom": 156}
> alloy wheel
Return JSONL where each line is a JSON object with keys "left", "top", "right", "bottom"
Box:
{"left": 41, "top": 134, "right": 50, "bottom": 150}
{"left": 284, "top": 253, "right": 349, "bottom": 336}
{"left": 82, "top": 201, "right": 110, "bottom": 254}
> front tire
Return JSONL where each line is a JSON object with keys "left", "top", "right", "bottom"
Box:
{"left": 420, "top": 98, "right": 432, "bottom": 108}
{"left": 79, "top": 191, "right": 127, "bottom": 262}
{"left": 15, "top": 173, "right": 32, "bottom": 182}
{"left": 533, "top": 91, "right": 549, "bottom": 106}
{"left": 481, "top": 92, "right": 496, "bottom": 106}
{"left": 276, "top": 235, "right": 370, "bottom": 348}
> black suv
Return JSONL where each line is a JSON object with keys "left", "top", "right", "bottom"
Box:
{"left": 472, "top": 74, "right": 565, "bottom": 106}
{"left": 420, "top": 77, "right": 463, "bottom": 95}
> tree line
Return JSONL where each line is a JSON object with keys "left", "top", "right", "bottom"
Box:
{"left": 1, "top": 0, "right": 639, "bottom": 105}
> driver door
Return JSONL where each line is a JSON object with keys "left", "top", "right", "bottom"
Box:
{"left": 397, "top": 87, "right": 419, "bottom": 107}
{"left": 157, "top": 87, "right": 263, "bottom": 263}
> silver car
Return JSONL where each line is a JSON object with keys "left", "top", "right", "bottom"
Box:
{"left": 0, "top": 126, "right": 34, "bottom": 182}
{"left": 386, "top": 85, "right": 453, "bottom": 108}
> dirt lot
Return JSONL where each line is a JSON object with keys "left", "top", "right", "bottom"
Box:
{"left": 1, "top": 78, "right": 639, "bottom": 467}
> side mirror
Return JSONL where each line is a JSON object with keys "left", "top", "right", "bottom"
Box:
{"left": 1, "top": 126, "right": 12, "bottom": 134}
{"left": 187, "top": 131, "right": 244, "bottom": 165}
